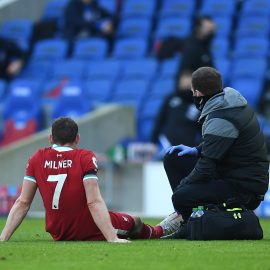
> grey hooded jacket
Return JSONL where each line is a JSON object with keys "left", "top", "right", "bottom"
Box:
{"left": 181, "top": 88, "right": 269, "bottom": 195}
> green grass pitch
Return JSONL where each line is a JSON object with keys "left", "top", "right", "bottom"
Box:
{"left": 0, "top": 218, "right": 270, "bottom": 270}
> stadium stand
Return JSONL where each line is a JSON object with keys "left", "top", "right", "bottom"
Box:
{"left": 0, "top": 0, "right": 269, "bottom": 160}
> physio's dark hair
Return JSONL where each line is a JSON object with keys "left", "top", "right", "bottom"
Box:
{"left": 52, "top": 117, "right": 78, "bottom": 145}
{"left": 191, "top": 67, "right": 222, "bottom": 95}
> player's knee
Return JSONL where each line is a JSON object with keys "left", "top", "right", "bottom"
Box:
{"left": 172, "top": 188, "right": 186, "bottom": 210}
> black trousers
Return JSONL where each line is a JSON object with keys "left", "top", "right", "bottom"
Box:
{"left": 163, "top": 152, "right": 261, "bottom": 221}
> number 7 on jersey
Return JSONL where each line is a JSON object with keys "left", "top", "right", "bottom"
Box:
{"left": 47, "top": 174, "right": 67, "bottom": 209}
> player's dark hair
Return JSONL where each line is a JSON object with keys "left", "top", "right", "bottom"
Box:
{"left": 52, "top": 117, "right": 78, "bottom": 145}
{"left": 191, "top": 67, "right": 222, "bottom": 95}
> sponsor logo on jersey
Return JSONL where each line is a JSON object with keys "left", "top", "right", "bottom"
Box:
{"left": 123, "top": 216, "right": 129, "bottom": 222}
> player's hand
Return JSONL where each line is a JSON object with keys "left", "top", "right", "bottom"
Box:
{"left": 166, "top": 144, "right": 198, "bottom": 157}
{"left": 108, "top": 238, "right": 131, "bottom": 243}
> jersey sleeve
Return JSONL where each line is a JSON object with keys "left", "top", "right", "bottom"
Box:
{"left": 81, "top": 150, "right": 99, "bottom": 181}
{"left": 24, "top": 152, "right": 38, "bottom": 183}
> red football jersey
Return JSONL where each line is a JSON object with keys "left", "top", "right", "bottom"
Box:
{"left": 24, "top": 144, "right": 103, "bottom": 241}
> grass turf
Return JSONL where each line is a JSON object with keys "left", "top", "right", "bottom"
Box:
{"left": 0, "top": 218, "right": 270, "bottom": 270}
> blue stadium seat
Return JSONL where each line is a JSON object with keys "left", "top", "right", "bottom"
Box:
{"left": 200, "top": 0, "right": 236, "bottom": 17}
{"left": 117, "top": 18, "right": 152, "bottom": 38}
{"left": 52, "top": 83, "right": 91, "bottom": 119}
{"left": 19, "top": 60, "right": 51, "bottom": 80}
{"left": 41, "top": 79, "right": 72, "bottom": 102}
{"left": 0, "top": 19, "right": 32, "bottom": 50}
{"left": 150, "top": 78, "right": 175, "bottom": 99}
{"left": 213, "top": 17, "right": 233, "bottom": 37}
{"left": 233, "top": 37, "right": 269, "bottom": 58}
{"left": 213, "top": 58, "right": 230, "bottom": 84}
{"left": 84, "top": 78, "right": 114, "bottom": 103}
{"left": 8, "top": 78, "right": 42, "bottom": 97}
{"left": 231, "top": 58, "right": 267, "bottom": 79}
{"left": 156, "top": 18, "right": 191, "bottom": 39}
{"left": 241, "top": 0, "right": 270, "bottom": 16}
{"left": 0, "top": 80, "right": 7, "bottom": 101}
{"left": 99, "top": 0, "right": 118, "bottom": 14}
{"left": 159, "top": 0, "right": 196, "bottom": 18}
{"left": 122, "top": 0, "right": 156, "bottom": 18}
{"left": 42, "top": 0, "right": 69, "bottom": 20}
{"left": 211, "top": 37, "right": 230, "bottom": 58}
{"left": 122, "top": 59, "right": 158, "bottom": 79}
{"left": 138, "top": 98, "right": 164, "bottom": 141}
{"left": 112, "top": 39, "right": 148, "bottom": 59}
{"left": 110, "top": 79, "right": 149, "bottom": 111}
{"left": 236, "top": 15, "right": 270, "bottom": 37}
{"left": 159, "top": 58, "right": 180, "bottom": 79}
{"left": 51, "top": 60, "right": 85, "bottom": 80}
{"left": 73, "top": 38, "right": 108, "bottom": 60}
{"left": 85, "top": 59, "right": 121, "bottom": 79}
{"left": 230, "top": 78, "right": 264, "bottom": 109}
{"left": 3, "top": 84, "right": 42, "bottom": 126}
{"left": 32, "top": 39, "right": 68, "bottom": 60}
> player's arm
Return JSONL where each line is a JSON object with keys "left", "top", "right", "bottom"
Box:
{"left": 83, "top": 178, "right": 129, "bottom": 243}
{"left": 0, "top": 180, "right": 37, "bottom": 241}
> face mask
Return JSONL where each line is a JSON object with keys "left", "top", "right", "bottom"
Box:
{"left": 193, "top": 95, "right": 215, "bottom": 111}
{"left": 193, "top": 90, "right": 223, "bottom": 111}
{"left": 193, "top": 96, "right": 204, "bottom": 111}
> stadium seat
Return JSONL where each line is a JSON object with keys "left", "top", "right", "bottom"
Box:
{"left": 19, "top": 60, "right": 51, "bottom": 80}
{"left": 213, "top": 58, "right": 230, "bottom": 84}
{"left": 0, "top": 80, "right": 7, "bottom": 101}
{"left": 236, "top": 15, "right": 270, "bottom": 37}
{"left": 241, "top": 0, "right": 270, "bottom": 16}
{"left": 117, "top": 18, "right": 152, "bottom": 38}
{"left": 2, "top": 84, "right": 42, "bottom": 130}
{"left": 230, "top": 78, "right": 264, "bottom": 109}
{"left": 159, "top": 0, "right": 196, "bottom": 18}
{"left": 85, "top": 59, "right": 121, "bottom": 79}
{"left": 121, "top": 0, "right": 156, "bottom": 18}
{"left": 42, "top": 0, "right": 69, "bottom": 20}
{"left": 159, "top": 58, "right": 180, "bottom": 79}
{"left": 51, "top": 83, "right": 91, "bottom": 119}
{"left": 84, "top": 78, "right": 114, "bottom": 104}
{"left": 200, "top": 0, "right": 236, "bottom": 17}
{"left": 112, "top": 39, "right": 148, "bottom": 59}
{"left": 110, "top": 79, "right": 149, "bottom": 112}
{"left": 8, "top": 78, "right": 42, "bottom": 97}
{"left": 0, "top": 19, "right": 32, "bottom": 50}
{"left": 72, "top": 38, "right": 108, "bottom": 60}
{"left": 211, "top": 37, "right": 230, "bottom": 58}
{"left": 41, "top": 79, "right": 71, "bottom": 102}
{"left": 156, "top": 17, "right": 191, "bottom": 40}
{"left": 1, "top": 119, "right": 38, "bottom": 146}
{"left": 231, "top": 58, "right": 267, "bottom": 80}
{"left": 138, "top": 99, "right": 164, "bottom": 141}
{"left": 213, "top": 17, "right": 233, "bottom": 37}
{"left": 51, "top": 60, "right": 85, "bottom": 80}
{"left": 99, "top": 0, "right": 118, "bottom": 14}
{"left": 32, "top": 39, "right": 68, "bottom": 60}
{"left": 233, "top": 37, "right": 269, "bottom": 58}
{"left": 122, "top": 59, "right": 158, "bottom": 79}
{"left": 150, "top": 78, "right": 175, "bottom": 99}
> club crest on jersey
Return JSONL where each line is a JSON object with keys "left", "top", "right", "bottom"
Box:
{"left": 44, "top": 160, "right": 72, "bottom": 169}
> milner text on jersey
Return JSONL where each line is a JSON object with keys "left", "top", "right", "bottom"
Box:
{"left": 44, "top": 160, "right": 73, "bottom": 169}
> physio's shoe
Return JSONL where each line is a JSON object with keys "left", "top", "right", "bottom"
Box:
{"left": 158, "top": 212, "right": 184, "bottom": 236}
{"left": 161, "top": 223, "right": 187, "bottom": 239}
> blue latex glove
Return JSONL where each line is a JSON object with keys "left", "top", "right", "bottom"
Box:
{"left": 166, "top": 144, "right": 198, "bottom": 157}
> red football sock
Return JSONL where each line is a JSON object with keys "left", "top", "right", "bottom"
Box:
{"left": 139, "top": 224, "right": 163, "bottom": 239}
